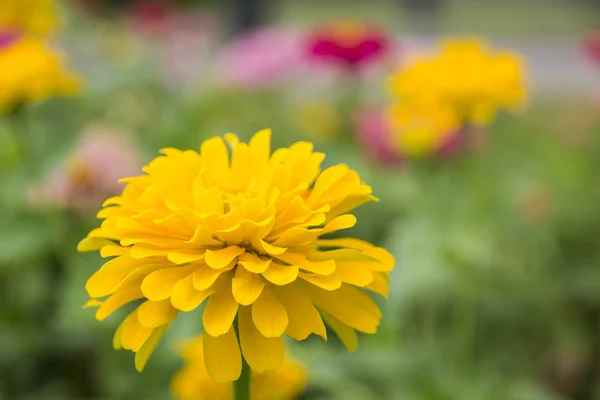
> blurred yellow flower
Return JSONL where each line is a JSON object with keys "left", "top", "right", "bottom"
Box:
{"left": 0, "top": 0, "right": 58, "bottom": 35}
{"left": 386, "top": 101, "right": 460, "bottom": 157}
{"left": 171, "top": 335, "right": 306, "bottom": 400}
{"left": 0, "top": 36, "right": 79, "bottom": 113}
{"left": 79, "top": 129, "right": 394, "bottom": 382}
{"left": 294, "top": 101, "right": 340, "bottom": 142}
{"left": 388, "top": 38, "right": 527, "bottom": 125}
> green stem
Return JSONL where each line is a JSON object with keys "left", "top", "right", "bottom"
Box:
{"left": 233, "top": 318, "right": 251, "bottom": 400}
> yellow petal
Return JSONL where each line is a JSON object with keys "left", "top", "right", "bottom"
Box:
{"left": 272, "top": 284, "right": 327, "bottom": 341}
{"left": 167, "top": 251, "right": 205, "bottom": 265}
{"left": 83, "top": 299, "right": 102, "bottom": 309}
{"left": 232, "top": 264, "right": 265, "bottom": 306}
{"left": 321, "top": 214, "right": 357, "bottom": 235}
{"left": 303, "top": 283, "right": 381, "bottom": 334}
{"left": 136, "top": 299, "right": 178, "bottom": 328}
{"left": 193, "top": 266, "right": 225, "bottom": 291}
{"left": 238, "top": 252, "right": 271, "bottom": 273}
{"left": 96, "top": 286, "right": 144, "bottom": 321}
{"left": 135, "top": 324, "right": 169, "bottom": 372}
{"left": 203, "top": 327, "right": 242, "bottom": 383}
{"left": 238, "top": 306, "right": 284, "bottom": 373}
{"left": 202, "top": 278, "right": 239, "bottom": 337}
{"left": 317, "top": 238, "right": 395, "bottom": 271}
{"left": 262, "top": 263, "right": 299, "bottom": 286}
{"left": 248, "top": 128, "right": 272, "bottom": 165}
{"left": 205, "top": 246, "right": 244, "bottom": 269}
{"left": 321, "top": 311, "right": 358, "bottom": 352}
{"left": 201, "top": 136, "right": 230, "bottom": 172}
{"left": 100, "top": 245, "right": 128, "bottom": 258}
{"left": 85, "top": 256, "right": 144, "bottom": 298}
{"left": 252, "top": 286, "right": 288, "bottom": 337}
{"left": 120, "top": 310, "right": 153, "bottom": 352}
{"left": 141, "top": 265, "right": 197, "bottom": 301}
{"left": 365, "top": 271, "right": 390, "bottom": 298}
{"left": 77, "top": 237, "right": 112, "bottom": 252}
{"left": 279, "top": 253, "right": 335, "bottom": 275}
{"left": 299, "top": 272, "right": 342, "bottom": 291}
{"left": 257, "top": 239, "right": 287, "bottom": 255}
{"left": 171, "top": 274, "right": 213, "bottom": 312}
{"left": 335, "top": 261, "right": 374, "bottom": 287}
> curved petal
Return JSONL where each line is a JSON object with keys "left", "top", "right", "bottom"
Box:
{"left": 203, "top": 327, "right": 242, "bottom": 383}
{"left": 232, "top": 264, "right": 265, "bottom": 306}
{"left": 205, "top": 246, "right": 244, "bottom": 269}
{"left": 120, "top": 310, "right": 153, "bottom": 352}
{"left": 96, "top": 286, "right": 144, "bottom": 321}
{"left": 252, "top": 286, "right": 288, "bottom": 338}
{"left": 272, "top": 284, "right": 326, "bottom": 341}
{"left": 238, "top": 306, "right": 284, "bottom": 373}
{"left": 262, "top": 263, "right": 298, "bottom": 286}
{"left": 299, "top": 272, "right": 342, "bottom": 291}
{"left": 135, "top": 324, "right": 169, "bottom": 372}
{"left": 202, "top": 277, "right": 239, "bottom": 337}
{"left": 303, "top": 283, "right": 381, "bottom": 334}
{"left": 238, "top": 252, "right": 271, "bottom": 273}
{"left": 171, "top": 274, "right": 213, "bottom": 312}
{"left": 141, "top": 265, "right": 197, "bottom": 301}
{"left": 321, "top": 311, "right": 358, "bottom": 352}
{"left": 137, "top": 299, "right": 178, "bottom": 328}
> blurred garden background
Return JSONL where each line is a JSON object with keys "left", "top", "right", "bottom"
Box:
{"left": 2, "top": 0, "right": 600, "bottom": 399}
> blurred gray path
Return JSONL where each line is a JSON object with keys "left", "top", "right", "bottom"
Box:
{"left": 403, "top": 36, "right": 600, "bottom": 98}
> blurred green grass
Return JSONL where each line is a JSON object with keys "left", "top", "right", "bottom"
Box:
{"left": 277, "top": 0, "right": 598, "bottom": 35}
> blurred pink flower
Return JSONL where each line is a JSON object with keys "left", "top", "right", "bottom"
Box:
{"left": 0, "top": 30, "right": 19, "bottom": 49}
{"left": 307, "top": 21, "right": 389, "bottom": 71}
{"left": 583, "top": 31, "right": 600, "bottom": 66}
{"left": 355, "top": 106, "right": 467, "bottom": 165}
{"left": 29, "top": 124, "right": 141, "bottom": 213}
{"left": 217, "top": 27, "right": 306, "bottom": 89}
{"left": 355, "top": 107, "right": 401, "bottom": 165}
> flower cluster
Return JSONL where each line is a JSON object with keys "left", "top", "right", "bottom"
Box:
{"left": 383, "top": 38, "right": 527, "bottom": 157}
{"left": 79, "top": 129, "right": 394, "bottom": 382}
{"left": 0, "top": 35, "right": 79, "bottom": 113}
{"left": 171, "top": 335, "right": 306, "bottom": 400}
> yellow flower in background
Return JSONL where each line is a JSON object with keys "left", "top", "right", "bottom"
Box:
{"left": 294, "top": 101, "right": 340, "bottom": 142}
{"left": 79, "top": 129, "right": 394, "bottom": 382}
{"left": 171, "top": 335, "right": 307, "bottom": 400}
{"left": 388, "top": 38, "right": 527, "bottom": 125}
{"left": 0, "top": 0, "right": 58, "bottom": 35}
{"left": 0, "top": 36, "right": 79, "bottom": 113}
{"left": 386, "top": 101, "right": 460, "bottom": 157}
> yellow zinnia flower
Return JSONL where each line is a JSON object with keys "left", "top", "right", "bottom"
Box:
{"left": 79, "top": 129, "right": 394, "bottom": 382}
{"left": 386, "top": 101, "right": 460, "bottom": 157}
{"left": 387, "top": 38, "right": 527, "bottom": 125}
{"left": 171, "top": 335, "right": 307, "bottom": 400}
{"left": 0, "top": 35, "right": 79, "bottom": 113}
{"left": 0, "top": 0, "right": 58, "bottom": 35}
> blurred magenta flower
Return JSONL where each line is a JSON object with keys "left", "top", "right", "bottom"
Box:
{"left": 583, "top": 31, "right": 600, "bottom": 66}
{"left": 217, "top": 27, "right": 306, "bottom": 89}
{"left": 0, "top": 30, "right": 18, "bottom": 49}
{"left": 307, "top": 20, "right": 389, "bottom": 70}
{"left": 355, "top": 107, "right": 401, "bottom": 165}
{"left": 29, "top": 124, "right": 141, "bottom": 213}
